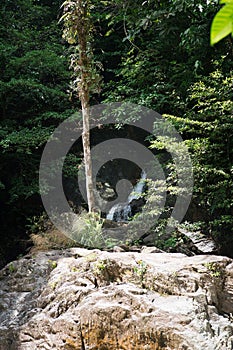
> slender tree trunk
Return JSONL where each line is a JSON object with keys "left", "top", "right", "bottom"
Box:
{"left": 61, "top": 0, "right": 96, "bottom": 212}
{"left": 81, "top": 95, "right": 95, "bottom": 212}
{"left": 78, "top": 10, "right": 95, "bottom": 212}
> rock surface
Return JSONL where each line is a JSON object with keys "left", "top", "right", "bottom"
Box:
{"left": 178, "top": 228, "right": 218, "bottom": 254}
{"left": 0, "top": 248, "right": 233, "bottom": 349}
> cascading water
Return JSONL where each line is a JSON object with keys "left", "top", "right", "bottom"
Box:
{"left": 106, "top": 170, "right": 146, "bottom": 222}
{"left": 106, "top": 203, "right": 132, "bottom": 222}
{"left": 127, "top": 170, "right": 147, "bottom": 202}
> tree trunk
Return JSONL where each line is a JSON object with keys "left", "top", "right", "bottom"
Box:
{"left": 61, "top": 0, "right": 96, "bottom": 212}
{"left": 81, "top": 96, "right": 95, "bottom": 212}
{"left": 79, "top": 16, "right": 95, "bottom": 212}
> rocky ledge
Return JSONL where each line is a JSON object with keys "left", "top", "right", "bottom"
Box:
{"left": 0, "top": 247, "right": 232, "bottom": 350}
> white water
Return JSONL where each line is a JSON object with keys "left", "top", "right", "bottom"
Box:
{"left": 107, "top": 203, "right": 132, "bottom": 222}
{"left": 106, "top": 170, "right": 146, "bottom": 222}
{"left": 127, "top": 169, "right": 147, "bottom": 202}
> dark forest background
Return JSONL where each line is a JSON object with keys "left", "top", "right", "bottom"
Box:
{"left": 0, "top": 0, "right": 232, "bottom": 265}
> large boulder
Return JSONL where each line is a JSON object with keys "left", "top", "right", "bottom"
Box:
{"left": 0, "top": 248, "right": 232, "bottom": 349}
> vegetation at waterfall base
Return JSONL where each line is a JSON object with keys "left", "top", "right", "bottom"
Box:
{"left": 0, "top": 0, "right": 232, "bottom": 266}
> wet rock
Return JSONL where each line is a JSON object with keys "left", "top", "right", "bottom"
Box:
{"left": 0, "top": 249, "right": 232, "bottom": 349}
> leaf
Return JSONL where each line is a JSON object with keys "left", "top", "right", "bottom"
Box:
{"left": 210, "top": 0, "right": 233, "bottom": 45}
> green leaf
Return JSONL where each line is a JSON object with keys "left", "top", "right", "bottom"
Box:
{"left": 210, "top": 0, "right": 233, "bottom": 45}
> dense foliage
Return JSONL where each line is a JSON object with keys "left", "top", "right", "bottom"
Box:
{"left": 101, "top": 0, "right": 233, "bottom": 256}
{"left": 0, "top": 0, "right": 73, "bottom": 263}
{"left": 0, "top": 0, "right": 232, "bottom": 264}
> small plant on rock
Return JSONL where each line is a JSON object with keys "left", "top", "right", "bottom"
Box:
{"left": 48, "top": 260, "right": 58, "bottom": 270}
{"left": 134, "top": 260, "right": 148, "bottom": 287}
{"left": 8, "top": 262, "right": 16, "bottom": 274}
{"left": 204, "top": 262, "right": 221, "bottom": 278}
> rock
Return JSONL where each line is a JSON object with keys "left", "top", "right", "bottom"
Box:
{"left": 0, "top": 248, "right": 232, "bottom": 349}
{"left": 141, "top": 246, "right": 164, "bottom": 254}
{"left": 178, "top": 228, "right": 218, "bottom": 254}
{"left": 129, "top": 197, "right": 146, "bottom": 216}
{"left": 112, "top": 245, "right": 127, "bottom": 252}
{"left": 96, "top": 182, "right": 116, "bottom": 202}
{"left": 103, "top": 219, "right": 124, "bottom": 229}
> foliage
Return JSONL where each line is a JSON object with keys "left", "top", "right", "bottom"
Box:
{"left": 209, "top": 215, "right": 233, "bottom": 257}
{"left": 102, "top": 0, "right": 233, "bottom": 256}
{"left": 159, "top": 66, "right": 233, "bottom": 253}
{"left": 0, "top": 0, "right": 233, "bottom": 262}
{"left": 60, "top": 0, "right": 102, "bottom": 96}
{"left": 203, "top": 262, "right": 222, "bottom": 277}
{"left": 211, "top": 0, "right": 233, "bottom": 45}
{"left": 8, "top": 262, "right": 16, "bottom": 274}
{"left": 0, "top": 0, "right": 72, "bottom": 265}
{"left": 103, "top": 0, "right": 218, "bottom": 112}
{"left": 93, "top": 259, "right": 109, "bottom": 274}
{"left": 48, "top": 259, "right": 58, "bottom": 270}
{"left": 71, "top": 211, "right": 105, "bottom": 248}
{"left": 26, "top": 212, "right": 52, "bottom": 234}
{"left": 134, "top": 260, "right": 148, "bottom": 287}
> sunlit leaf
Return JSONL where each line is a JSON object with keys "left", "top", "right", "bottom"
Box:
{"left": 210, "top": 0, "right": 233, "bottom": 45}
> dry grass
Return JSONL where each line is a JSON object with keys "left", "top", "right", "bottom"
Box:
{"left": 30, "top": 228, "right": 77, "bottom": 254}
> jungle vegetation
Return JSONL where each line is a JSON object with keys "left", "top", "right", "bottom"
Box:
{"left": 0, "top": 0, "right": 232, "bottom": 264}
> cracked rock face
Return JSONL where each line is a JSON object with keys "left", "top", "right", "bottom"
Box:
{"left": 0, "top": 248, "right": 232, "bottom": 350}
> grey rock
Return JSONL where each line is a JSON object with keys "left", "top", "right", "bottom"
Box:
{"left": 178, "top": 228, "right": 218, "bottom": 254}
{"left": 141, "top": 246, "right": 164, "bottom": 254}
{"left": 0, "top": 248, "right": 232, "bottom": 349}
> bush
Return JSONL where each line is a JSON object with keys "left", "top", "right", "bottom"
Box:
{"left": 71, "top": 212, "right": 105, "bottom": 249}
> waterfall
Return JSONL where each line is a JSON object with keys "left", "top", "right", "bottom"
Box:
{"left": 107, "top": 203, "right": 131, "bottom": 222}
{"left": 106, "top": 170, "right": 146, "bottom": 222}
{"left": 127, "top": 169, "right": 147, "bottom": 202}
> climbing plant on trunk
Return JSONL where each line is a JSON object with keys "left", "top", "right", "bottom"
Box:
{"left": 61, "top": 0, "right": 101, "bottom": 212}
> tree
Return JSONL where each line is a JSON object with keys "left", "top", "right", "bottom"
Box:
{"left": 61, "top": 0, "right": 101, "bottom": 212}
